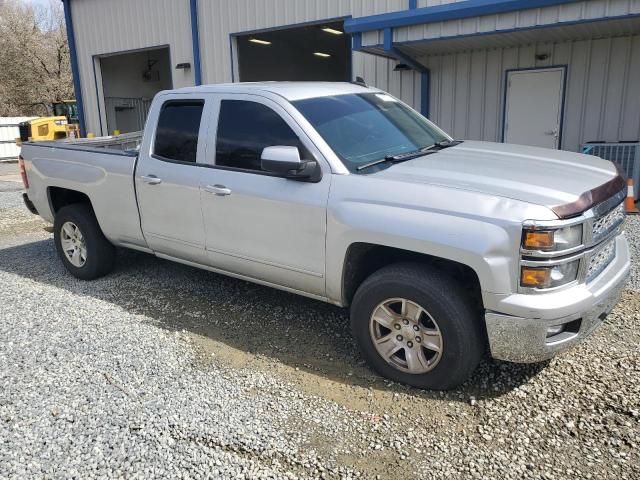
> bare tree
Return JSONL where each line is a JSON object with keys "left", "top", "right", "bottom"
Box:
{"left": 0, "top": 0, "right": 73, "bottom": 116}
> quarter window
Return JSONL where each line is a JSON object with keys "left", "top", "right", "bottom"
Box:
{"left": 154, "top": 100, "right": 204, "bottom": 163}
{"left": 215, "top": 100, "right": 301, "bottom": 171}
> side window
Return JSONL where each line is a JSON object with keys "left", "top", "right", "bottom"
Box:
{"left": 215, "top": 100, "right": 302, "bottom": 171}
{"left": 154, "top": 100, "right": 204, "bottom": 163}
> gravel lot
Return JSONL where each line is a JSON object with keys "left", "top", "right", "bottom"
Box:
{"left": 1, "top": 169, "right": 639, "bottom": 479}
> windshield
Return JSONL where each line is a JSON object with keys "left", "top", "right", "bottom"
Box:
{"left": 293, "top": 93, "right": 450, "bottom": 172}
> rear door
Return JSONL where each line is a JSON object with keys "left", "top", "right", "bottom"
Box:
{"left": 135, "top": 96, "right": 210, "bottom": 263}
{"left": 198, "top": 95, "right": 331, "bottom": 296}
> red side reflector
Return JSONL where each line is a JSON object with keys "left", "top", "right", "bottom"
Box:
{"left": 18, "top": 155, "right": 28, "bottom": 189}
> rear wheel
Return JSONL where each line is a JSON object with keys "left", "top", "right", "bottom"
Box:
{"left": 350, "top": 263, "right": 484, "bottom": 390}
{"left": 54, "top": 204, "right": 116, "bottom": 280}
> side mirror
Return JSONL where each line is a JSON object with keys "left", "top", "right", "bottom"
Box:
{"left": 261, "top": 146, "right": 319, "bottom": 180}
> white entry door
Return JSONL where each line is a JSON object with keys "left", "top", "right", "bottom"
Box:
{"left": 504, "top": 67, "right": 565, "bottom": 149}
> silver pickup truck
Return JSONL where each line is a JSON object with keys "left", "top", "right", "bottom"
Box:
{"left": 19, "top": 82, "right": 630, "bottom": 390}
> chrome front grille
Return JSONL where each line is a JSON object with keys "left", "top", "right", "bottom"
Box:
{"left": 586, "top": 239, "right": 616, "bottom": 282}
{"left": 591, "top": 202, "right": 624, "bottom": 243}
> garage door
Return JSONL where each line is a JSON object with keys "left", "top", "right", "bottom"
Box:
{"left": 235, "top": 21, "right": 350, "bottom": 82}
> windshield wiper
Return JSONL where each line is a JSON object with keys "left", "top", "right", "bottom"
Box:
{"left": 426, "top": 139, "right": 463, "bottom": 150}
{"left": 356, "top": 146, "right": 437, "bottom": 172}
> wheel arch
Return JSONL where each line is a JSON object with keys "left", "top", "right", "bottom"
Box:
{"left": 48, "top": 186, "right": 94, "bottom": 215}
{"left": 341, "top": 243, "right": 484, "bottom": 312}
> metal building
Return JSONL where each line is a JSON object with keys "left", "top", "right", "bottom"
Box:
{"left": 63, "top": 0, "right": 640, "bottom": 156}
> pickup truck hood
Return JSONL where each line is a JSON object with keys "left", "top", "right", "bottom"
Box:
{"left": 373, "top": 141, "right": 620, "bottom": 214}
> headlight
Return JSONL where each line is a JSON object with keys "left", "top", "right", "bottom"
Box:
{"left": 520, "top": 260, "right": 580, "bottom": 289}
{"left": 522, "top": 224, "right": 582, "bottom": 252}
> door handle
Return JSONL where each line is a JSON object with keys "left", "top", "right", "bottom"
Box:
{"left": 141, "top": 175, "right": 162, "bottom": 185}
{"left": 544, "top": 128, "right": 559, "bottom": 137}
{"left": 204, "top": 184, "right": 231, "bottom": 196}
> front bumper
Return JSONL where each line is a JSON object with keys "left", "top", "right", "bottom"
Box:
{"left": 484, "top": 233, "right": 630, "bottom": 363}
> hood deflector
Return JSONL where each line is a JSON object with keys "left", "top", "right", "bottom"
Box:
{"left": 552, "top": 175, "right": 626, "bottom": 219}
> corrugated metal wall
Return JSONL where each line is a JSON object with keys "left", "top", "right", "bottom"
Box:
{"left": 394, "top": 0, "right": 640, "bottom": 43}
{"left": 71, "top": 0, "right": 424, "bottom": 134}
{"left": 419, "top": 34, "right": 640, "bottom": 151}
{"left": 71, "top": 0, "right": 194, "bottom": 135}
{"left": 197, "top": 0, "right": 408, "bottom": 83}
{"left": 197, "top": 0, "right": 423, "bottom": 122}
{"left": 70, "top": 0, "right": 640, "bottom": 152}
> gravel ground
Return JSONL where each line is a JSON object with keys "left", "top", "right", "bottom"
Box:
{"left": 1, "top": 179, "right": 639, "bottom": 479}
{"left": 625, "top": 216, "right": 640, "bottom": 291}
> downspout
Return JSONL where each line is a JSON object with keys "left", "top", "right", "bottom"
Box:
{"left": 61, "top": 0, "right": 86, "bottom": 136}
{"left": 189, "top": 0, "right": 202, "bottom": 85}
{"left": 383, "top": 28, "right": 430, "bottom": 118}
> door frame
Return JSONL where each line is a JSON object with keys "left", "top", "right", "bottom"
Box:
{"left": 501, "top": 65, "right": 568, "bottom": 149}
{"left": 92, "top": 44, "right": 173, "bottom": 137}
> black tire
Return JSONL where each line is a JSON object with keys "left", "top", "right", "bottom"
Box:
{"left": 54, "top": 203, "right": 116, "bottom": 280}
{"left": 350, "top": 262, "right": 484, "bottom": 390}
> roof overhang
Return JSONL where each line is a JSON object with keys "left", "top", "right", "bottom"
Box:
{"left": 344, "top": 0, "right": 581, "bottom": 33}
{"left": 359, "top": 14, "right": 640, "bottom": 58}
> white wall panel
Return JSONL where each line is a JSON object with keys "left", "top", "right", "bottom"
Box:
{"left": 418, "top": 35, "right": 640, "bottom": 151}
{"left": 71, "top": 0, "right": 194, "bottom": 134}
{"left": 351, "top": 52, "right": 423, "bottom": 109}
{"left": 69, "top": 0, "right": 640, "bottom": 152}
{"left": 71, "top": 0, "right": 417, "bottom": 134}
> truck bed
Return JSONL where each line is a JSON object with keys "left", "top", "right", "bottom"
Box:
{"left": 55, "top": 131, "right": 143, "bottom": 152}
{"left": 20, "top": 139, "right": 147, "bottom": 251}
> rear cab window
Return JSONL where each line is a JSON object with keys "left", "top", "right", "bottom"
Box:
{"left": 153, "top": 100, "right": 205, "bottom": 163}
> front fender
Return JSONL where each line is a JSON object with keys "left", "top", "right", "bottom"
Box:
{"left": 325, "top": 175, "right": 555, "bottom": 305}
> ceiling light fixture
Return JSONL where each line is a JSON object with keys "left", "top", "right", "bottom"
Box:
{"left": 321, "top": 27, "right": 343, "bottom": 35}
{"left": 314, "top": 52, "right": 331, "bottom": 58}
{"left": 249, "top": 38, "right": 272, "bottom": 45}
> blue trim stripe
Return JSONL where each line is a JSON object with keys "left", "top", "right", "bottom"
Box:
{"left": 190, "top": 0, "right": 202, "bottom": 85}
{"left": 383, "top": 28, "right": 426, "bottom": 72}
{"left": 352, "top": 32, "right": 362, "bottom": 50}
{"left": 420, "top": 71, "right": 429, "bottom": 118}
{"left": 62, "top": 0, "right": 86, "bottom": 136}
{"left": 344, "top": 0, "right": 580, "bottom": 33}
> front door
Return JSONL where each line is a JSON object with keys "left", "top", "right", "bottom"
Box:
{"left": 199, "top": 95, "right": 330, "bottom": 296}
{"left": 135, "top": 97, "right": 209, "bottom": 263}
{"left": 504, "top": 67, "right": 565, "bottom": 149}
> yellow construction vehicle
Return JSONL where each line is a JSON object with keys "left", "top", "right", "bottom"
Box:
{"left": 17, "top": 101, "right": 80, "bottom": 143}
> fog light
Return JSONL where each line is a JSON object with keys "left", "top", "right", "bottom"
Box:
{"left": 521, "top": 260, "right": 580, "bottom": 289}
{"left": 546, "top": 324, "right": 565, "bottom": 338}
{"left": 521, "top": 267, "right": 550, "bottom": 288}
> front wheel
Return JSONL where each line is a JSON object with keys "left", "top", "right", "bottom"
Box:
{"left": 54, "top": 203, "right": 116, "bottom": 280}
{"left": 350, "top": 263, "right": 484, "bottom": 390}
